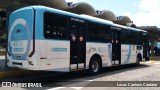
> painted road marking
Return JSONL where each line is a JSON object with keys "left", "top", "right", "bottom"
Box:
{"left": 47, "top": 80, "right": 94, "bottom": 90}
{"left": 47, "top": 87, "right": 83, "bottom": 90}
{"left": 47, "top": 87, "right": 66, "bottom": 90}
{"left": 154, "top": 62, "right": 160, "bottom": 64}
{"left": 71, "top": 87, "right": 83, "bottom": 90}
{"left": 144, "top": 62, "right": 151, "bottom": 64}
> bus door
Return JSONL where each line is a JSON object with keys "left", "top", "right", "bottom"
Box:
{"left": 112, "top": 30, "right": 121, "bottom": 65}
{"left": 69, "top": 18, "right": 86, "bottom": 70}
{"left": 143, "top": 33, "right": 150, "bottom": 61}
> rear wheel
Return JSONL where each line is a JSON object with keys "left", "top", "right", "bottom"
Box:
{"left": 89, "top": 57, "right": 101, "bottom": 75}
{"left": 135, "top": 55, "right": 141, "bottom": 66}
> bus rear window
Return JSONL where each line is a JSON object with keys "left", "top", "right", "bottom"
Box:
{"left": 44, "top": 12, "right": 67, "bottom": 39}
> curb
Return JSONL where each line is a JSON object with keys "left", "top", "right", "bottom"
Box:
{"left": 0, "top": 56, "right": 5, "bottom": 59}
{"left": 0, "top": 70, "right": 34, "bottom": 78}
{"left": 141, "top": 60, "right": 160, "bottom": 65}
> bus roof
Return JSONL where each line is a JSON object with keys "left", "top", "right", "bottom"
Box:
{"left": 14, "top": 5, "right": 147, "bottom": 33}
{"left": 80, "top": 14, "right": 113, "bottom": 25}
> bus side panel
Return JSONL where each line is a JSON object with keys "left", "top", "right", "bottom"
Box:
{"left": 45, "top": 40, "right": 70, "bottom": 72}
{"left": 121, "top": 45, "right": 128, "bottom": 65}
{"left": 130, "top": 45, "right": 138, "bottom": 63}
{"left": 121, "top": 44, "right": 134, "bottom": 64}
{"left": 86, "top": 42, "right": 112, "bottom": 69}
{"left": 35, "top": 9, "right": 46, "bottom": 70}
{"left": 38, "top": 40, "right": 46, "bottom": 70}
{"left": 121, "top": 45, "right": 143, "bottom": 64}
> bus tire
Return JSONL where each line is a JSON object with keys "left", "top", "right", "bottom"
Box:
{"left": 135, "top": 55, "right": 141, "bottom": 66}
{"left": 89, "top": 57, "right": 101, "bottom": 75}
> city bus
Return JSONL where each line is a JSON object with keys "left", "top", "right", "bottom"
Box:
{"left": 7, "top": 6, "right": 150, "bottom": 74}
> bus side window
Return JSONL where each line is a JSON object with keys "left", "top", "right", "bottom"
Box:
{"left": 44, "top": 12, "right": 67, "bottom": 40}
{"left": 46, "top": 25, "right": 52, "bottom": 37}
{"left": 88, "top": 22, "right": 104, "bottom": 42}
{"left": 88, "top": 22, "right": 97, "bottom": 42}
{"left": 121, "top": 29, "right": 130, "bottom": 44}
{"left": 104, "top": 26, "right": 111, "bottom": 43}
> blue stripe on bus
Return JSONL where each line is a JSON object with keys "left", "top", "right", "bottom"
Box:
{"left": 52, "top": 48, "right": 67, "bottom": 52}
{"left": 121, "top": 44, "right": 142, "bottom": 46}
{"left": 13, "top": 48, "right": 24, "bottom": 52}
{"left": 108, "top": 43, "right": 112, "bottom": 61}
{"left": 123, "top": 45, "right": 132, "bottom": 64}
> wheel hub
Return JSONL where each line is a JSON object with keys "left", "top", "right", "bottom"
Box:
{"left": 92, "top": 61, "right": 99, "bottom": 72}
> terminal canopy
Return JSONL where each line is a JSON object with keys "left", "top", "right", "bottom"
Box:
{"left": 114, "top": 16, "right": 133, "bottom": 25}
{"left": 66, "top": 2, "right": 97, "bottom": 15}
{"left": 0, "top": 0, "right": 69, "bottom": 10}
{"left": 95, "top": 10, "right": 117, "bottom": 21}
{"left": 138, "top": 26, "right": 160, "bottom": 34}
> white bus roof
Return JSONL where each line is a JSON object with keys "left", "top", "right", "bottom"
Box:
{"left": 80, "top": 14, "right": 113, "bottom": 25}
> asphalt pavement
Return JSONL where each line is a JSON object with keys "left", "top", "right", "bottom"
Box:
{"left": 0, "top": 61, "right": 160, "bottom": 90}
{"left": 0, "top": 56, "right": 160, "bottom": 90}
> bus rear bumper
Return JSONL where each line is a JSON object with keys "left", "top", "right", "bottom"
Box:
{"left": 7, "top": 59, "right": 40, "bottom": 70}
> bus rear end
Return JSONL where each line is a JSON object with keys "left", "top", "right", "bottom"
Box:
{"left": 7, "top": 7, "right": 40, "bottom": 70}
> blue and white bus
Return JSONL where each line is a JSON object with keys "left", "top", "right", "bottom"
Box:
{"left": 7, "top": 6, "right": 150, "bottom": 74}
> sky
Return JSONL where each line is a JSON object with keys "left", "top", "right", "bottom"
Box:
{"left": 65, "top": 0, "right": 160, "bottom": 28}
